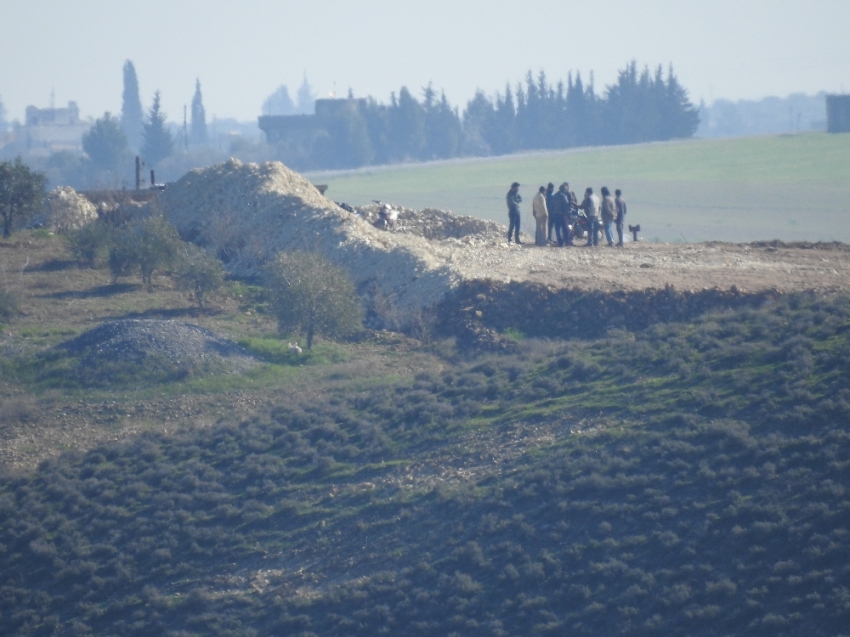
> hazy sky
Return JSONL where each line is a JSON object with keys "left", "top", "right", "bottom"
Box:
{"left": 2, "top": 0, "right": 848, "bottom": 124}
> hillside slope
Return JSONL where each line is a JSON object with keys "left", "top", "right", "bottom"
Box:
{"left": 1, "top": 283, "right": 849, "bottom": 636}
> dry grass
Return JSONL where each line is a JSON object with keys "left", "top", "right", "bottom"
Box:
{"left": 0, "top": 231, "right": 443, "bottom": 471}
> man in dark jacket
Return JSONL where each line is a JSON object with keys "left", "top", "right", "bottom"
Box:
{"left": 545, "top": 182, "right": 555, "bottom": 242}
{"left": 551, "top": 183, "right": 573, "bottom": 247}
{"left": 615, "top": 189, "right": 627, "bottom": 247}
{"left": 506, "top": 182, "right": 522, "bottom": 244}
{"left": 580, "top": 187, "right": 600, "bottom": 246}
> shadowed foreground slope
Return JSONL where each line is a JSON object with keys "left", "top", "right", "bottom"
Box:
{"left": 1, "top": 292, "right": 849, "bottom": 636}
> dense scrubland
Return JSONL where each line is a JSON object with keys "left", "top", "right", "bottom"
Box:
{"left": 1, "top": 230, "right": 849, "bottom": 636}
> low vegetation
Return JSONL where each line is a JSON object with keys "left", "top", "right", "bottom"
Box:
{"left": 0, "top": 229, "right": 848, "bottom": 636}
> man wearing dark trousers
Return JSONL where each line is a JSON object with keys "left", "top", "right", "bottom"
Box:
{"left": 506, "top": 182, "right": 522, "bottom": 244}
{"left": 551, "top": 183, "right": 573, "bottom": 246}
{"left": 580, "top": 187, "right": 600, "bottom": 246}
{"left": 615, "top": 189, "right": 627, "bottom": 247}
{"left": 545, "top": 182, "right": 556, "bottom": 242}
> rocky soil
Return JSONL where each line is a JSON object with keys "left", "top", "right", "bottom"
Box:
{"left": 55, "top": 319, "right": 257, "bottom": 377}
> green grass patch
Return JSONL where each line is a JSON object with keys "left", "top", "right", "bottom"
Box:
{"left": 236, "top": 336, "right": 351, "bottom": 365}
{"left": 311, "top": 132, "right": 850, "bottom": 242}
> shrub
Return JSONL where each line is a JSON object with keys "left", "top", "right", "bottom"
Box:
{"left": 266, "top": 250, "right": 363, "bottom": 349}
{"left": 64, "top": 220, "right": 113, "bottom": 267}
{"left": 109, "top": 215, "right": 182, "bottom": 289}
{"left": 173, "top": 243, "right": 225, "bottom": 308}
{"left": 0, "top": 287, "right": 18, "bottom": 322}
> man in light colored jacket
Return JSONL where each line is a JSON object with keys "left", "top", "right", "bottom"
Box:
{"left": 532, "top": 186, "right": 549, "bottom": 246}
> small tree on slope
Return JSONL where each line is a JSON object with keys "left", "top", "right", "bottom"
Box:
{"left": 266, "top": 251, "right": 363, "bottom": 349}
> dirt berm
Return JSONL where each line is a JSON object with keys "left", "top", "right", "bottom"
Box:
{"left": 158, "top": 159, "right": 460, "bottom": 322}
{"left": 158, "top": 159, "right": 850, "bottom": 335}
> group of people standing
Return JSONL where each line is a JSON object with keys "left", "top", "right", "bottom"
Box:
{"left": 506, "top": 182, "right": 628, "bottom": 247}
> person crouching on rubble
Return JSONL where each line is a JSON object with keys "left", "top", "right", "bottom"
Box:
{"left": 506, "top": 182, "right": 522, "bottom": 244}
{"left": 532, "top": 186, "right": 549, "bottom": 246}
{"left": 378, "top": 203, "right": 398, "bottom": 230}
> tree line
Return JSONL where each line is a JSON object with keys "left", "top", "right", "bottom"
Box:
{"left": 19, "top": 60, "right": 699, "bottom": 188}
{"left": 280, "top": 61, "right": 700, "bottom": 170}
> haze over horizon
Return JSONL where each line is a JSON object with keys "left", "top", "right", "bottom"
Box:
{"left": 2, "top": 0, "right": 848, "bottom": 125}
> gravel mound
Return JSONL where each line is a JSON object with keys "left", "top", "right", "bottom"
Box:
{"left": 36, "top": 186, "right": 98, "bottom": 233}
{"left": 55, "top": 319, "right": 257, "bottom": 382}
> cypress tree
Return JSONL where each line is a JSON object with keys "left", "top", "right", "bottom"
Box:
{"left": 297, "top": 76, "right": 315, "bottom": 114}
{"left": 663, "top": 65, "right": 700, "bottom": 139}
{"left": 120, "top": 60, "right": 144, "bottom": 151}
{"left": 141, "top": 91, "right": 174, "bottom": 166}
{"left": 190, "top": 79, "right": 208, "bottom": 147}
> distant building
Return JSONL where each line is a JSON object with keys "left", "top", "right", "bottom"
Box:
{"left": 826, "top": 95, "right": 850, "bottom": 133}
{"left": 19, "top": 101, "right": 91, "bottom": 155}
{"left": 258, "top": 98, "right": 365, "bottom": 145}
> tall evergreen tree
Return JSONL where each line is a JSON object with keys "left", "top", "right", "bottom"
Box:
{"left": 423, "top": 88, "right": 463, "bottom": 160}
{"left": 120, "top": 61, "right": 144, "bottom": 151}
{"left": 462, "top": 90, "right": 497, "bottom": 155}
{"left": 492, "top": 84, "right": 517, "bottom": 154}
{"left": 662, "top": 65, "right": 700, "bottom": 139}
{"left": 388, "top": 87, "right": 426, "bottom": 161}
{"left": 190, "top": 79, "right": 208, "bottom": 147}
{"left": 141, "top": 92, "right": 173, "bottom": 166}
{"left": 297, "top": 76, "right": 315, "bottom": 114}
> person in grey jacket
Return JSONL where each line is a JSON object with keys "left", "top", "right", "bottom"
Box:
{"left": 615, "top": 189, "right": 627, "bottom": 247}
{"left": 506, "top": 182, "right": 522, "bottom": 244}
{"left": 580, "top": 187, "right": 600, "bottom": 246}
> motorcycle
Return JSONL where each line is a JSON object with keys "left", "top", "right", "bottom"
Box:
{"left": 568, "top": 209, "right": 603, "bottom": 244}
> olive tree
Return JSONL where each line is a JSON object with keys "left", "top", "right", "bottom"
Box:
{"left": 174, "top": 242, "right": 225, "bottom": 308}
{"left": 266, "top": 250, "right": 362, "bottom": 349}
{"left": 0, "top": 158, "right": 47, "bottom": 238}
{"left": 109, "top": 215, "right": 182, "bottom": 289}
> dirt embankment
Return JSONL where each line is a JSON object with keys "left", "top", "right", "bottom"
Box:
{"left": 153, "top": 159, "right": 850, "bottom": 334}
{"left": 157, "top": 160, "right": 850, "bottom": 311}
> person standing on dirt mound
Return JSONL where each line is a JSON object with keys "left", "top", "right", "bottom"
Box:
{"left": 581, "top": 187, "right": 600, "bottom": 246}
{"left": 545, "top": 182, "right": 556, "bottom": 242}
{"left": 551, "top": 183, "right": 573, "bottom": 247}
{"left": 533, "top": 186, "right": 549, "bottom": 246}
{"left": 506, "top": 182, "right": 522, "bottom": 244}
{"left": 600, "top": 186, "right": 617, "bottom": 247}
{"left": 615, "top": 189, "right": 627, "bottom": 247}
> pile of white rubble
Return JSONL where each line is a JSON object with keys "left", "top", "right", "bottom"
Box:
{"left": 156, "top": 159, "right": 502, "bottom": 322}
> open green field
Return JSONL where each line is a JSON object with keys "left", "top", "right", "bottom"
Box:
{"left": 309, "top": 132, "right": 850, "bottom": 243}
